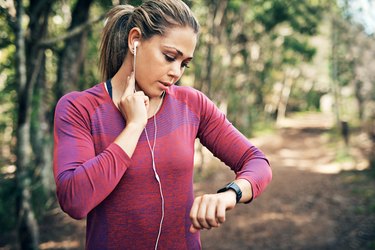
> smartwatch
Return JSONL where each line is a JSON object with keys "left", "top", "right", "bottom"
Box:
{"left": 217, "top": 181, "right": 242, "bottom": 203}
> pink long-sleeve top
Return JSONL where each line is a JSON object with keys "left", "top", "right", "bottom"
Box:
{"left": 53, "top": 83, "right": 272, "bottom": 249}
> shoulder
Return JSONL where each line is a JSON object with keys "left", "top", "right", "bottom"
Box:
{"left": 55, "top": 83, "right": 106, "bottom": 118}
{"left": 167, "top": 85, "right": 219, "bottom": 118}
{"left": 167, "top": 85, "right": 209, "bottom": 104}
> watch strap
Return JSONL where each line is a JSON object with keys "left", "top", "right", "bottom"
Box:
{"left": 217, "top": 181, "right": 242, "bottom": 203}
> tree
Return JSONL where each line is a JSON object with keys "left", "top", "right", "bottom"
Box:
{"left": 191, "top": 0, "right": 324, "bottom": 133}
{"left": 5, "top": 0, "right": 99, "bottom": 247}
{"left": 13, "top": 0, "right": 41, "bottom": 247}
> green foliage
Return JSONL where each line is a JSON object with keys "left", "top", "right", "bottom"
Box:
{"left": 283, "top": 36, "right": 316, "bottom": 62}
{"left": 0, "top": 40, "right": 17, "bottom": 183}
{"left": 255, "top": 1, "right": 288, "bottom": 31}
{"left": 0, "top": 11, "right": 13, "bottom": 50}
{"left": 189, "top": 0, "right": 328, "bottom": 135}
{"left": 0, "top": 174, "right": 17, "bottom": 233}
{"left": 0, "top": 173, "right": 52, "bottom": 235}
{"left": 254, "top": 0, "right": 323, "bottom": 35}
{"left": 76, "top": 7, "right": 102, "bottom": 89}
{"left": 348, "top": 172, "right": 375, "bottom": 214}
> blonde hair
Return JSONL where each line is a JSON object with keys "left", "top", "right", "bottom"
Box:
{"left": 99, "top": 0, "right": 200, "bottom": 81}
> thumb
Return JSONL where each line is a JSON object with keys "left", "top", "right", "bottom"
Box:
{"left": 124, "top": 72, "right": 135, "bottom": 96}
{"left": 189, "top": 225, "right": 199, "bottom": 234}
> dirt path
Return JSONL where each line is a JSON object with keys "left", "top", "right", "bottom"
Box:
{"left": 199, "top": 113, "right": 375, "bottom": 249}
{"left": 4, "top": 113, "right": 374, "bottom": 250}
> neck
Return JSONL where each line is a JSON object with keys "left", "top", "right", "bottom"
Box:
{"left": 149, "top": 92, "right": 165, "bottom": 117}
{"left": 110, "top": 60, "right": 164, "bottom": 118}
{"left": 111, "top": 59, "right": 132, "bottom": 97}
{"left": 111, "top": 59, "right": 162, "bottom": 101}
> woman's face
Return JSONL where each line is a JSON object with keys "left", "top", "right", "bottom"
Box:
{"left": 134, "top": 26, "right": 198, "bottom": 98}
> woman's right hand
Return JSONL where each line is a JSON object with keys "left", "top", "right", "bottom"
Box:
{"left": 118, "top": 72, "right": 149, "bottom": 128}
{"left": 113, "top": 73, "right": 148, "bottom": 157}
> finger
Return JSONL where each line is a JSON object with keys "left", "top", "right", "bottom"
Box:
{"left": 132, "top": 90, "right": 144, "bottom": 95}
{"left": 189, "top": 225, "right": 199, "bottom": 233}
{"left": 197, "top": 196, "right": 210, "bottom": 229}
{"left": 205, "top": 201, "right": 220, "bottom": 228}
{"left": 190, "top": 197, "right": 202, "bottom": 231}
{"left": 124, "top": 72, "right": 136, "bottom": 96}
{"left": 143, "top": 96, "right": 149, "bottom": 110}
{"left": 216, "top": 201, "right": 226, "bottom": 224}
{"left": 132, "top": 93, "right": 149, "bottom": 105}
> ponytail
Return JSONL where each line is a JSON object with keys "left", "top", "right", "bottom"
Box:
{"left": 99, "top": 5, "right": 134, "bottom": 81}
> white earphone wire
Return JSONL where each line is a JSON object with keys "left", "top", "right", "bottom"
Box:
{"left": 144, "top": 93, "right": 165, "bottom": 250}
{"left": 133, "top": 42, "right": 138, "bottom": 92}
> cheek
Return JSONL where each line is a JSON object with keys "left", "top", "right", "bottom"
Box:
{"left": 136, "top": 57, "right": 165, "bottom": 83}
{"left": 175, "top": 68, "right": 185, "bottom": 82}
{"left": 138, "top": 51, "right": 166, "bottom": 73}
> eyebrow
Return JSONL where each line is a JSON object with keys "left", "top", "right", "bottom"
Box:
{"left": 164, "top": 45, "right": 193, "bottom": 59}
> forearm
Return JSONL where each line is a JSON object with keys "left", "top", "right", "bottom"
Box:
{"left": 55, "top": 143, "right": 131, "bottom": 219}
{"left": 233, "top": 178, "right": 253, "bottom": 203}
{"left": 55, "top": 120, "right": 144, "bottom": 219}
{"left": 114, "top": 122, "right": 144, "bottom": 157}
{"left": 197, "top": 97, "right": 271, "bottom": 199}
{"left": 236, "top": 158, "right": 272, "bottom": 200}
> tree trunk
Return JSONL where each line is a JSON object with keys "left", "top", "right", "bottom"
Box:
{"left": 276, "top": 75, "right": 293, "bottom": 125}
{"left": 14, "top": 0, "right": 39, "bottom": 248}
{"left": 331, "top": 18, "right": 341, "bottom": 128}
{"left": 28, "top": 0, "right": 54, "bottom": 196}
{"left": 194, "top": 0, "right": 228, "bottom": 173}
{"left": 354, "top": 79, "right": 364, "bottom": 121}
{"left": 55, "top": 0, "right": 94, "bottom": 98}
{"left": 31, "top": 54, "right": 55, "bottom": 194}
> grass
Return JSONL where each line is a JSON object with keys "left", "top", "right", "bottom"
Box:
{"left": 342, "top": 169, "right": 375, "bottom": 215}
{"left": 323, "top": 123, "right": 375, "bottom": 217}
{"left": 334, "top": 146, "right": 354, "bottom": 163}
{"left": 252, "top": 120, "right": 276, "bottom": 138}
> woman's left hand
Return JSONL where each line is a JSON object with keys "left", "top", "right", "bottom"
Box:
{"left": 189, "top": 191, "right": 236, "bottom": 233}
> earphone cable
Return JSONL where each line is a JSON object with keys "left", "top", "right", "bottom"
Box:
{"left": 144, "top": 94, "right": 165, "bottom": 250}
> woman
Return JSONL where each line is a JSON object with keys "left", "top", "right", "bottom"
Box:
{"left": 53, "top": 0, "right": 272, "bottom": 249}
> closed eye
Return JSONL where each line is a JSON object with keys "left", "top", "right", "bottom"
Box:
{"left": 182, "top": 62, "right": 190, "bottom": 68}
{"left": 164, "top": 54, "right": 190, "bottom": 68}
{"left": 164, "top": 54, "right": 175, "bottom": 62}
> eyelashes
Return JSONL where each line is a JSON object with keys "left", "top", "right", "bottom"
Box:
{"left": 164, "top": 54, "right": 175, "bottom": 62}
{"left": 164, "top": 54, "right": 190, "bottom": 68}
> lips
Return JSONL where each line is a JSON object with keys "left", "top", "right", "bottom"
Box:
{"left": 158, "top": 81, "right": 172, "bottom": 90}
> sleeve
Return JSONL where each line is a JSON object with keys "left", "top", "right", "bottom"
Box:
{"left": 196, "top": 91, "right": 272, "bottom": 200}
{"left": 53, "top": 94, "right": 131, "bottom": 219}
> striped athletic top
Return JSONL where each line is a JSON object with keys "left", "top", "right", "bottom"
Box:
{"left": 53, "top": 82, "right": 272, "bottom": 249}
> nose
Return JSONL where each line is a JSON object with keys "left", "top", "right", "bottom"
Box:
{"left": 168, "top": 62, "right": 182, "bottom": 81}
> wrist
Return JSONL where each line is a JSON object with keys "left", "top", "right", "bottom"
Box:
{"left": 125, "top": 121, "right": 145, "bottom": 133}
{"left": 114, "top": 122, "right": 144, "bottom": 157}
{"left": 217, "top": 181, "right": 242, "bottom": 203}
{"left": 220, "top": 190, "right": 237, "bottom": 206}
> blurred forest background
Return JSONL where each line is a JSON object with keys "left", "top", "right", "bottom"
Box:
{"left": 0, "top": 0, "right": 375, "bottom": 249}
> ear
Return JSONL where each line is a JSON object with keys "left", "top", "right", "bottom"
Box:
{"left": 128, "top": 27, "right": 142, "bottom": 55}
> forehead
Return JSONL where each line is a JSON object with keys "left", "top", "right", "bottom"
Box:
{"left": 152, "top": 27, "right": 198, "bottom": 57}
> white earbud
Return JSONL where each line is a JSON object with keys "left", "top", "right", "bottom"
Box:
{"left": 133, "top": 41, "right": 139, "bottom": 86}
{"left": 133, "top": 41, "right": 139, "bottom": 55}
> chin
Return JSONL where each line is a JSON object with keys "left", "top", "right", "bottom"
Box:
{"left": 144, "top": 90, "right": 163, "bottom": 99}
